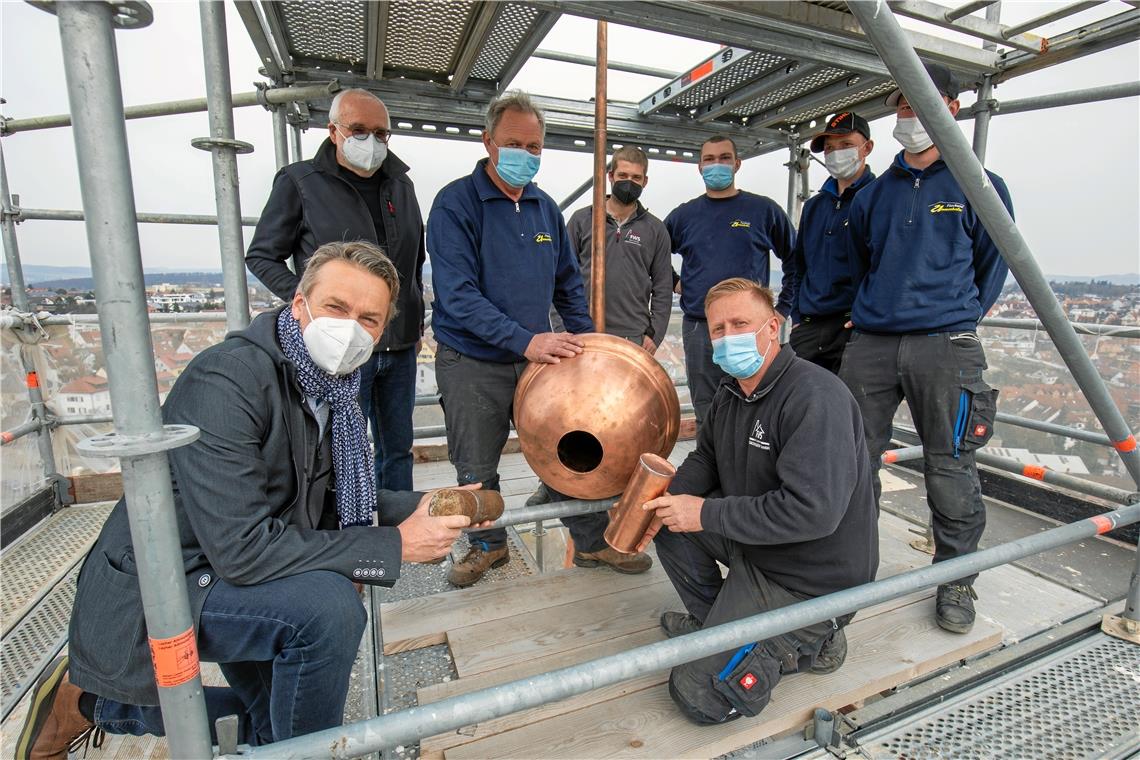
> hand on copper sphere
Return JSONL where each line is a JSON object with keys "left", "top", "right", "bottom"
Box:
{"left": 641, "top": 335, "right": 657, "bottom": 354}
{"left": 524, "top": 332, "right": 585, "bottom": 364}
{"left": 643, "top": 492, "right": 705, "bottom": 534}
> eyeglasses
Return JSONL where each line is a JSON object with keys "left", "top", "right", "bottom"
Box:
{"left": 336, "top": 123, "right": 391, "bottom": 143}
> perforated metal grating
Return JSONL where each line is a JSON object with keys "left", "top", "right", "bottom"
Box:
{"left": 1, "top": 566, "right": 77, "bottom": 716}
{"left": 733, "top": 66, "right": 848, "bottom": 116}
{"left": 280, "top": 1, "right": 366, "bottom": 64}
{"left": 784, "top": 79, "right": 898, "bottom": 125}
{"left": 862, "top": 635, "right": 1140, "bottom": 760}
{"left": 1, "top": 504, "right": 112, "bottom": 635}
{"left": 666, "top": 51, "right": 788, "bottom": 111}
{"left": 469, "top": 3, "right": 542, "bottom": 82}
{"left": 384, "top": 0, "right": 477, "bottom": 74}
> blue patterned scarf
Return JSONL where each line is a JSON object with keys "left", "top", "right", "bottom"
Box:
{"left": 276, "top": 308, "right": 375, "bottom": 527}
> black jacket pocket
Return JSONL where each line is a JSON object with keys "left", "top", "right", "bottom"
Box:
{"left": 958, "top": 380, "right": 999, "bottom": 454}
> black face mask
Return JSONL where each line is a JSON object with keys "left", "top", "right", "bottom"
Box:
{"left": 611, "top": 180, "right": 643, "bottom": 205}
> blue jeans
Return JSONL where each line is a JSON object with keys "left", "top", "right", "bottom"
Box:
{"left": 93, "top": 570, "right": 366, "bottom": 746}
{"left": 359, "top": 346, "right": 417, "bottom": 493}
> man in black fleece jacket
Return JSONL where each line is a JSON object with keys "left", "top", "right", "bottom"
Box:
{"left": 640, "top": 277, "right": 878, "bottom": 725}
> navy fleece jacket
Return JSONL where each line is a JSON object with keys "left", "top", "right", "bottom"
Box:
{"left": 427, "top": 160, "right": 593, "bottom": 362}
{"left": 789, "top": 168, "right": 875, "bottom": 322}
{"left": 847, "top": 151, "right": 1012, "bottom": 334}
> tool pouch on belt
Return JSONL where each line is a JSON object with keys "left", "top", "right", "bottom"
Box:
{"left": 955, "top": 380, "right": 999, "bottom": 456}
{"left": 710, "top": 637, "right": 798, "bottom": 718}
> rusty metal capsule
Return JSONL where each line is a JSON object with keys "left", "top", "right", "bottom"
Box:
{"left": 427, "top": 489, "right": 505, "bottom": 523}
{"left": 513, "top": 333, "right": 680, "bottom": 499}
{"left": 604, "top": 453, "right": 676, "bottom": 554}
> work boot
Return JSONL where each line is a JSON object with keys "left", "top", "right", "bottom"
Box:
{"left": 660, "top": 611, "right": 703, "bottom": 638}
{"left": 447, "top": 543, "right": 509, "bottom": 587}
{"left": 573, "top": 546, "right": 652, "bottom": 574}
{"left": 16, "top": 656, "right": 102, "bottom": 760}
{"left": 936, "top": 583, "right": 978, "bottom": 634}
{"left": 810, "top": 628, "right": 848, "bottom": 674}
{"left": 525, "top": 483, "right": 551, "bottom": 506}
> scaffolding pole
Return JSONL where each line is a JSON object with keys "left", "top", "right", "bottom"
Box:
{"left": 290, "top": 123, "right": 304, "bottom": 163}
{"left": 227, "top": 500, "right": 1140, "bottom": 759}
{"left": 956, "top": 81, "right": 1140, "bottom": 121}
{"left": 198, "top": 0, "right": 251, "bottom": 332}
{"left": 51, "top": 2, "right": 212, "bottom": 755}
{"left": 17, "top": 207, "right": 259, "bottom": 226}
{"left": 0, "top": 82, "right": 339, "bottom": 134}
{"left": 271, "top": 105, "right": 290, "bottom": 170}
{"left": 1, "top": 142, "right": 61, "bottom": 494}
{"left": 846, "top": 0, "right": 1140, "bottom": 490}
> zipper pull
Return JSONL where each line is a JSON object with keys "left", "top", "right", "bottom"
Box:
{"left": 914, "top": 178, "right": 921, "bottom": 189}
{"left": 835, "top": 200, "right": 841, "bottom": 210}
{"left": 515, "top": 201, "right": 520, "bottom": 213}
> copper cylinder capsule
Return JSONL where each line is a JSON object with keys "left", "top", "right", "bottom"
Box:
{"left": 428, "top": 489, "right": 505, "bottom": 524}
{"left": 604, "top": 453, "right": 676, "bottom": 554}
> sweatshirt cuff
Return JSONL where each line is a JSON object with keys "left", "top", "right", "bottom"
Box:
{"left": 699, "top": 498, "right": 726, "bottom": 534}
{"left": 505, "top": 327, "right": 535, "bottom": 359}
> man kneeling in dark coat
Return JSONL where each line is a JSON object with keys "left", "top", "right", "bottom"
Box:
{"left": 640, "top": 277, "right": 879, "bottom": 725}
{"left": 18, "top": 241, "right": 480, "bottom": 758}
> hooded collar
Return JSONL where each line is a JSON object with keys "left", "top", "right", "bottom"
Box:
{"left": 819, "top": 166, "right": 876, "bottom": 201}
{"left": 312, "top": 137, "right": 410, "bottom": 180}
{"left": 721, "top": 344, "right": 797, "bottom": 403}
{"left": 889, "top": 149, "right": 947, "bottom": 180}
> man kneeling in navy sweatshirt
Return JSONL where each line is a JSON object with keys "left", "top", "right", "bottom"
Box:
{"left": 841, "top": 63, "right": 1009, "bottom": 635}
{"left": 638, "top": 278, "right": 878, "bottom": 725}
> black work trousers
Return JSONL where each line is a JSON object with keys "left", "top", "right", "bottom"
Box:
{"left": 789, "top": 312, "right": 852, "bottom": 375}
{"left": 653, "top": 528, "right": 841, "bottom": 724}
{"left": 839, "top": 331, "right": 998, "bottom": 585}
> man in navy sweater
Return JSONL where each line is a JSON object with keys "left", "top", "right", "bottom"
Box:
{"left": 428, "top": 92, "right": 652, "bottom": 587}
{"left": 841, "top": 63, "right": 1009, "bottom": 634}
{"left": 789, "top": 112, "right": 875, "bottom": 373}
{"left": 665, "top": 136, "right": 797, "bottom": 426}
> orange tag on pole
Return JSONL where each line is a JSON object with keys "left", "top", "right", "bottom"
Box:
{"left": 882, "top": 451, "right": 898, "bottom": 464}
{"left": 1022, "top": 464, "right": 1047, "bottom": 480}
{"left": 149, "top": 628, "right": 200, "bottom": 688}
{"left": 1091, "top": 514, "right": 1116, "bottom": 535}
{"left": 1113, "top": 435, "right": 1137, "bottom": 453}
{"left": 26, "top": 372, "right": 39, "bottom": 389}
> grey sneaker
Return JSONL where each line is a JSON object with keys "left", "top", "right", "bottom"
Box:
{"left": 660, "top": 611, "right": 703, "bottom": 638}
{"left": 525, "top": 483, "right": 551, "bottom": 506}
{"left": 810, "top": 628, "right": 847, "bottom": 674}
{"left": 936, "top": 583, "right": 978, "bottom": 634}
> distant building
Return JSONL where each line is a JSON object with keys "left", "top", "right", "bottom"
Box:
{"left": 58, "top": 375, "right": 111, "bottom": 417}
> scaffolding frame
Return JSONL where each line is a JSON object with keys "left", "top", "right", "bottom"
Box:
{"left": 2, "top": 1, "right": 1139, "bottom": 757}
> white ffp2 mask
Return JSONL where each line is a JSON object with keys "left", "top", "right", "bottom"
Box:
{"left": 893, "top": 117, "right": 934, "bottom": 153}
{"left": 824, "top": 147, "right": 863, "bottom": 180}
{"left": 302, "top": 301, "right": 375, "bottom": 376}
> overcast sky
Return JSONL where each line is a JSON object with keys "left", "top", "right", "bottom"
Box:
{"left": 2, "top": 1, "right": 1138, "bottom": 278}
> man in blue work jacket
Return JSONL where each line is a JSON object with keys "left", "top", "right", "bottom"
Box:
{"left": 427, "top": 92, "right": 653, "bottom": 587}
{"left": 665, "top": 136, "right": 797, "bottom": 427}
{"left": 841, "top": 63, "right": 1009, "bottom": 634}
{"left": 789, "top": 112, "right": 875, "bottom": 373}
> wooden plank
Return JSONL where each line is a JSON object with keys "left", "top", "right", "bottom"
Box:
{"left": 444, "top": 602, "right": 1002, "bottom": 759}
{"left": 447, "top": 580, "right": 681, "bottom": 678}
{"left": 419, "top": 591, "right": 933, "bottom": 756}
{"left": 381, "top": 564, "right": 668, "bottom": 654}
{"left": 69, "top": 471, "right": 123, "bottom": 504}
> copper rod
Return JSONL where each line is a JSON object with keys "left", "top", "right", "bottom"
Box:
{"left": 589, "top": 19, "right": 608, "bottom": 332}
{"left": 428, "top": 489, "right": 505, "bottom": 524}
{"left": 604, "top": 453, "right": 676, "bottom": 554}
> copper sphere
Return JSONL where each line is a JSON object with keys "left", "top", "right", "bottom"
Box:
{"left": 513, "top": 333, "right": 680, "bottom": 499}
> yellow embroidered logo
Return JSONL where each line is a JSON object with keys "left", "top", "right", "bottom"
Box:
{"left": 730, "top": 220, "right": 751, "bottom": 228}
{"left": 534, "top": 233, "right": 552, "bottom": 243}
{"left": 929, "top": 202, "right": 965, "bottom": 214}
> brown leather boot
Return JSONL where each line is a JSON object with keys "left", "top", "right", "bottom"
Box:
{"left": 17, "top": 656, "right": 100, "bottom": 760}
{"left": 447, "top": 544, "right": 509, "bottom": 587}
{"left": 573, "top": 546, "right": 653, "bottom": 574}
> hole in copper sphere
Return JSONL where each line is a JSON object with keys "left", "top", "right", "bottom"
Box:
{"left": 557, "top": 430, "right": 603, "bottom": 473}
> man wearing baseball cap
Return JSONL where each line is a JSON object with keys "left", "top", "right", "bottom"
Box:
{"left": 841, "top": 62, "right": 1013, "bottom": 635}
{"left": 788, "top": 112, "right": 875, "bottom": 373}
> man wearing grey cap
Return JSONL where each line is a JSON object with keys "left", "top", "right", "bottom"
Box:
{"left": 789, "top": 111, "right": 875, "bottom": 373}
{"left": 841, "top": 63, "right": 1012, "bottom": 635}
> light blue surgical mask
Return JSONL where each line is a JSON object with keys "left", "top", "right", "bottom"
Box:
{"left": 712, "top": 328, "right": 773, "bottom": 379}
{"left": 701, "top": 163, "right": 734, "bottom": 191}
{"left": 492, "top": 143, "right": 541, "bottom": 187}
